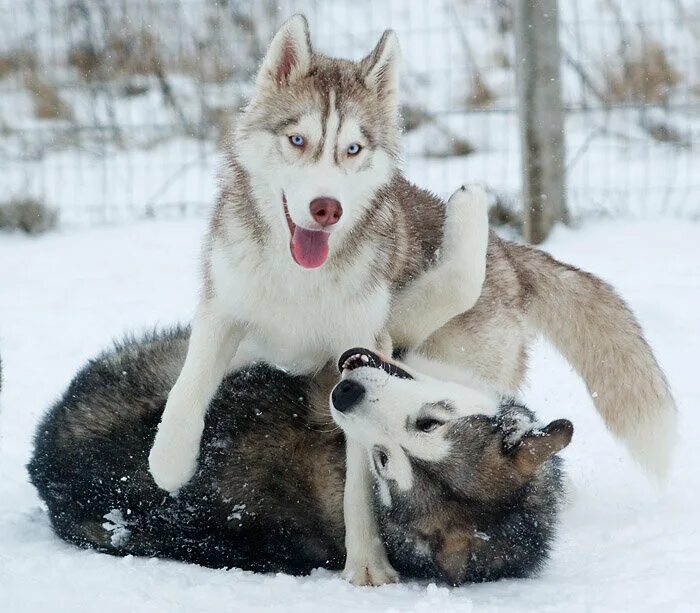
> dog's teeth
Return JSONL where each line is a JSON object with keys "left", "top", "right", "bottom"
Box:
{"left": 342, "top": 353, "right": 373, "bottom": 371}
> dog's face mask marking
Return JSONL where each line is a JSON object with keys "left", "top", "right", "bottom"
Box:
{"left": 235, "top": 16, "right": 401, "bottom": 268}
{"left": 419, "top": 408, "right": 574, "bottom": 503}
{"left": 330, "top": 348, "right": 573, "bottom": 500}
{"left": 330, "top": 348, "right": 501, "bottom": 492}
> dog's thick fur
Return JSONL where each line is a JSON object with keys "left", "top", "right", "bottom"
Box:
{"left": 30, "top": 329, "right": 569, "bottom": 585}
{"left": 147, "top": 14, "right": 675, "bottom": 584}
{"left": 415, "top": 240, "right": 676, "bottom": 479}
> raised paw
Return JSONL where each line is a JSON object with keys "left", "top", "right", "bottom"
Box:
{"left": 447, "top": 183, "right": 489, "bottom": 220}
{"left": 449, "top": 182, "right": 490, "bottom": 206}
{"left": 442, "top": 183, "right": 490, "bottom": 261}
{"left": 341, "top": 552, "right": 399, "bottom": 586}
{"left": 148, "top": 416, "right": 204, "bottom": 492}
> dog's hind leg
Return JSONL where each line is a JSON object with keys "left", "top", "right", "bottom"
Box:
{"left": 341, "top": 440, "right": 399, "bottom": 586}
{"left": 389, "top": 184, "right": 489, "bottom": 349}
{"left": 149, "top": 301, "right": 246, "bottom": 492}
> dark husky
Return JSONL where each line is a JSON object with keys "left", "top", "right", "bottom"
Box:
{"left": 29, "top": 329, "right": 571, "bottom": 585}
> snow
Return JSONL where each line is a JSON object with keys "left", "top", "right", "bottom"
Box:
{"left": 1, "top": 217, "right": 699, "bottom": 611}
{"left": 102, "top": 510, "right": 132, "bottom": 549}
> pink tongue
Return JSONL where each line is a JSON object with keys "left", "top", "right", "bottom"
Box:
{"left": 291, "top": 226, "right": 330, "bottom": 268}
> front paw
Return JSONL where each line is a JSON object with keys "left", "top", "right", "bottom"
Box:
{"left": 448, "top": 182, "right": 489, "bottom": 209}
{"left": 443, "top": 183, "right": 490, "bottom": 257}
{"left": 341, "top": 553, "right": 399, "bottom": 586}
{"left": 148, "top": 418, "right": 204, "bottom": 492}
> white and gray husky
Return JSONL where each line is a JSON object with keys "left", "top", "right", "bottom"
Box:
{"left": 148, "top": 15, "right": 675, "bottom": 585}
{"left": 30, "top": 331, "right": 571, "bottom": 585}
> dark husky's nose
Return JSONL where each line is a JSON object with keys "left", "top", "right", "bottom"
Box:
{"left": 310, "top": 197, "right": 342, "bottom": 227}
{"left": 332, "top": 379, "right": 365, "bottom": 413}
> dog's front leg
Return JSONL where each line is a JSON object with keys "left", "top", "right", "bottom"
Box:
{"left": 149, "top": 300, "right": 245, "bottom": 492}
{"left": 389, "top": 184, "right": 489, "bottom": 349}
{"left": 341, "top": 439, "right": 398, "bottom": 586}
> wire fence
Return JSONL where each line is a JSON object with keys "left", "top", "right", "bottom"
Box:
{"left": 1, "top": 0, "right": 698, "bottom": 228}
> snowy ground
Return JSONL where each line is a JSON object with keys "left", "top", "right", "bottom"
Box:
{"left": 1, "top": 217, "right": 699, "bottom": 612}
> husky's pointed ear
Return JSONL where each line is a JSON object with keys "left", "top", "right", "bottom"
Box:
{"left": 257, "top": 14, "right": 312, "bottom": 89}
{"left": 511, "top": 419, "right": 573, "bottom": 476}
{"left": 361, "top": 30, "right": 400, "bottom": 102}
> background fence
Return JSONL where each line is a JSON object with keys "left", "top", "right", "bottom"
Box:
{"left": 1, "top": 0, "right": 699, "bottom": 229}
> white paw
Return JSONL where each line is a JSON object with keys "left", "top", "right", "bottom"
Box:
{"left": 442, "top": 183, "right": 490, "bottom": 258}
{"left": 448, "top": 182, "right": 490, "bottom": 208}
{"left": 341, "top": 552, "right": 399, "bottom": 586}
{"left": 148, "top": 417, "right": 204, "bottom": 492}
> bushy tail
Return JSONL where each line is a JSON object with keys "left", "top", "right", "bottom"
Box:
{"left": 509, "top": 243, "right": 677, "bottom": 482}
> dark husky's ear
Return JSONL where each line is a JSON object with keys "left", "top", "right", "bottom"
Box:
{"left": 257, "top": 14, "right": 312, "bottom": 89}
{"left": 511, "top": 419, "right": 573, "bottom": 476}
{"left": 360, "top": 30, "right": 400, "bottom": 104}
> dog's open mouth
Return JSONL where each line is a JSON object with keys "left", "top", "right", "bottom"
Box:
{"left": 283, "top": 193, "right": 329, "bottom": 269}
{"left": 338, "top": 347, "right": 414, "bottom": 380}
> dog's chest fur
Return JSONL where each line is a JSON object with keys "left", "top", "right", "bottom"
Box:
{"left": 209, "top": 232, "right": 391, "bottom": 373}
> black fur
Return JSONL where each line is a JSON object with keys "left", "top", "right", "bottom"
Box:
{"left": 379, "top": 402, "right": 568, "bottom": 585}
{"left": 29, "top": 328, "right": 346, "bottom": 574}
{"left": 29, "top": 329, "right": 567, "bottom": 583}
{"left": 380, "top": 449, "right": 565, "bottom": 584}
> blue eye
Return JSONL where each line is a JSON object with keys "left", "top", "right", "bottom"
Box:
{"left": 289, "top": 134, "right": 305, "bottom": 147}
{"left": 347, "top": 143, "right": 362, "bottom": 156}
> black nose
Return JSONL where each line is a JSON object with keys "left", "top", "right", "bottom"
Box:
{"left": 332, "top": 379, "right": 366, "bottom": 413}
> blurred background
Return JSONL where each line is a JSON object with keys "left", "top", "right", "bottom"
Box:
{"left": 0, "top": 0, "right": 698, "bottom": 232}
